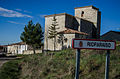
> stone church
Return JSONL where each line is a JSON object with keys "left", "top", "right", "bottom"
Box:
{"left": 44, "top": 5, "right": 101, "bottom": 51}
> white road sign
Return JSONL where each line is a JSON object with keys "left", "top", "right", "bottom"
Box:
{"left": 72, "top": 39, "right": 116, "bottom": 50}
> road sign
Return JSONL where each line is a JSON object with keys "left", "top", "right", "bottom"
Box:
{"left": 72, "top": 39, "right": 116, "bottom": 50}
{"left": 72, "top": 39, "right": 116, "bottom": 79}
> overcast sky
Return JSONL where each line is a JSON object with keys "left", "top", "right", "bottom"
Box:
{"left": 0, "top": 0, "right": 120, "bottom": 45}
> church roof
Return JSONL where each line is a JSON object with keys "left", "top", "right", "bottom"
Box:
{"left": 58, "top": 28, "right": 88, "bottom": 35}
{"left": 74, "top": 5, "right": 99, "bottom": 10}
{"left": 45, "top": 13, "right": 74, "bottom": 17}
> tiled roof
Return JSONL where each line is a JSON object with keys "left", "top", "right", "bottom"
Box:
{"left": 58, "top": 28, "right": 88, "bottom": 35}
{"left": 9, "top": 42, "right": 26, "bottom": 45}
{"left": 0, "top": 45, "right": 8, "bottom": 47}
{"left": 45, "top": 13, "right": 74, "bottom": 17}
{"left": 0, "top": 42, "right": 26, "bottom": 47}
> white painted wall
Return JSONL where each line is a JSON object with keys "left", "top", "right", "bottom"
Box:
{"left": 7, "top": 44, "right": 28, "bottom": 55}
{"left": 44, "top": 15, "right": 66, "bottom": 50}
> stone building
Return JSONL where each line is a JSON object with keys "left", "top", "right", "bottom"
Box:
{"left": 44, "top": 5, "right": 101, "bottom": 51}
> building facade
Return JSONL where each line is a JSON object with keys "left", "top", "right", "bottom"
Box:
{"left": 44, "top": 5, "right": 101, "bottom": 51}
{"left": 0, "top": 46, "right": 7, "bottom": 55}
{"left": 7, "top": 42, "right": 28, "bottom": 55}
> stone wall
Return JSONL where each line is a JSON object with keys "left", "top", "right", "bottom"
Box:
{"left": 75, "top": 7, "right": 98, "bottom": 26}
{"left": 75, "top": 33, "right": 88, "bottom": 39}
{"left": 65, "top": 14, "right": 98, "bottom": 39}
{"left": 44, "top": 14, "right": 79, "bottom": 51}
{"left": 61, "top": 34, "right": 75, "bottom": 49}
{"left": 80, "top": 19, "right": 96, "bottom": 38}
{"left": 44, "top": 14, "right": 66, "bottom": 50}
{"left": 23, "top": 50, "right": 42, "bottom": 54}
{"left": 75, "top": 6, "right": 101, "bottom": 38}
{"left": 65, "top": 14, "right": 79, "bottom": 30}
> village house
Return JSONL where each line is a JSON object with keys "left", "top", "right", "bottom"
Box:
{"left": 101, "top": 31, "right": 120, "bottom": 41}
{"left": 44, "top": 5, "right": 101, "bottom": 51}
{"left": 0, "top": 42, "right": 43, "bottom": 55}
{"left": 6, "top": 42, "right": 29, "bottom": 55}
{"left": 0, "top": 45, "right": 7, "bottom": 55}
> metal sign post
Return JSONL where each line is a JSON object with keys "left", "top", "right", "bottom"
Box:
{"left": 105, "top": 50, "right": 110, "bottom": 79}
{"left": 75, "top": 49, "right": 80, "bottom": 79}
{"left": 72, "top": 39, "right": 116, "bottom": 79}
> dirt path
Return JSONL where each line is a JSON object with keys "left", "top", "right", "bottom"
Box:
{"left": 0, "top": 57, "right": 17, "bottom": 68}
{"left": 0, "top": 60, "right": 8, "bottom": 68}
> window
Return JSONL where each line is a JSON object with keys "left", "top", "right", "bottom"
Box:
{"left": 81, "top": 11, "right": 84, "bottom": 17}
{"left": 64, "top": 38, "right": 68, "bottom": 42}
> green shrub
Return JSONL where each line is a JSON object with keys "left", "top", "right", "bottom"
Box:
{"left": 0, "top": 60, "right": 21, "bottom": 79}
{"left": 0, "top": 48, "right": 120, "bottom": 79}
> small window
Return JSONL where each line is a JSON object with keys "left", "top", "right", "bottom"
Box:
{"left": 81, "top": 11, "right": 84, "bottom": 17}
{"left": 64, "top": 38, "right": 67, "bottom": 42}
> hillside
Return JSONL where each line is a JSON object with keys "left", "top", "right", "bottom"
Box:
{"left": 0, "top": 47, "right": 120, "bottom": 79}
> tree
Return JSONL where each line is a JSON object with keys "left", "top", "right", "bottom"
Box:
{"left": 48, "top": 15, "right": 59, "bottom": 51}
{"left": 58, "top": 34, "right": 65, "bottom": 50}
{"left": 20, "top": 20, "right": 44, "bottom": 54}
{"left": 58, "top": 33, "right": 68, "bottom": 50}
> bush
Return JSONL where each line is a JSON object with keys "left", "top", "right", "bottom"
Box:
{"left": 0, "top": 60, "right": 21, "bottom": 79}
